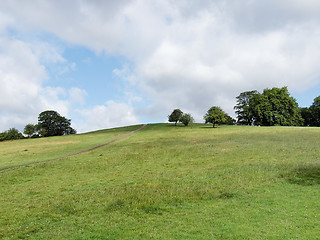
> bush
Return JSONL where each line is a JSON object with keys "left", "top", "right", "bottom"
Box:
{"left": 180, "top": 113, "right": 194, "bottom": 126}
{"left": 0, "top": 128, "right": 24, "bottom": 141}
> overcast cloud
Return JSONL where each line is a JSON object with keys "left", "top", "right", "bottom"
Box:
{"left": 1, "top": 0, "right": 320, "bottom": 132}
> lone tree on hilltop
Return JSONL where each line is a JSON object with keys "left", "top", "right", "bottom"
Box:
{"left": 168, "top": 109, "right": 183, "bottom": 126}
{"left": 38, "top": 110, "right": 76, "bottom": 137}
{"left": 180, "top": 113, "right": 194, "bottom": 126}
{"left": 204, "top": 106, "right": 226, "bottom": 128}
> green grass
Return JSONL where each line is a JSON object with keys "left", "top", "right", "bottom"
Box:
{"left": 0, "top": 125, "right": 142, "bottom": 169}
{"left": 1, "top": 123, "right": 320, "bottom": 239}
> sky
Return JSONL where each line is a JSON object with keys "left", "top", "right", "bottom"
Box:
{"left": 1, "top": 0, "right": 320, "bottom": 133}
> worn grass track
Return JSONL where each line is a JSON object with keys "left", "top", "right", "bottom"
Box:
{"left": 0, "top": 124, "right": 147, "bottom": 172}
{"left": 1, "top": 123, "right": 320, "bottom": 239}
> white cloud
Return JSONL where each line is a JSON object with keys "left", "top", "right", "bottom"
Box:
{"left": 29, "top": 41, "right": 66, "bottom": 64}
{"left": 0, "top": 36, "right": 46, "bottom": 129}
{"left": 1, "top": 0, "right": 320, "bottom": 128}
{"left": 135, "top": 20, "right": 320, "bottom": 121}
{"left": 68, "top": 87, "right": 87, "bottom": 105}
{"left": 74, "top": 101, "right": 139, "bottom": 133}
{"left": 0, "top": 32, "right": 87, "bottom": 131}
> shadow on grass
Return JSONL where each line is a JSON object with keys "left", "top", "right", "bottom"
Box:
{"left": 287, "top": 164, "right": 320, "bottom": 186}
{"left": 168, "top": 124, "right": 186, "bottom": 128}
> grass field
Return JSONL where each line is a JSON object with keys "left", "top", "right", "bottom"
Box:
{"left": 1, "top": 123, "right": 320, "bottom": 239}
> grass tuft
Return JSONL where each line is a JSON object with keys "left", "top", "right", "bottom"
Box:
{"left": 287, "top": 164, "right": 320, "bottom": 186}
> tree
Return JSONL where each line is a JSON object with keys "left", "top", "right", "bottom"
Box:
{"left": 224, "top": 114, "right": 236, "bottom": 125}
{"left": 168, "top": 109, "right": 183, "bottom": 126}
{"left": 180, "top": 113, "right": 194, "bottom": 126}
{"left": 300, "top": 107, "right": 312, "bottom": 126}
{"left": 0, "top": 132, "right": 5, "bottom": 142}
{"left": 38, "top": 110, "right": 76, "bottom": 137}
{"left": 35, "top": 124, "right": 47, "bottom": 137}
{"left": 309, "top": 96, "right": 320, "bottom": 126}
{"left": 249, "top": 87, "right": 303, "bottom": 126}
{"left": 23, "top": 124, "right": 36, "bottom": 138}
{"left": 234, "top": 90, "right": 258, "bottom": 125}
{"left": 65, "top": 127, "right": 77, "bottom": 135}
{"left": 204, "top": 106, "right": 226, "bottom": 128}
{"left": 1, "top": 128, "right": 24, "bottom": 141}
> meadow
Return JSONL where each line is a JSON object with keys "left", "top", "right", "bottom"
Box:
{"left": 1, "top": 123, "right": 320, "bottom": 239}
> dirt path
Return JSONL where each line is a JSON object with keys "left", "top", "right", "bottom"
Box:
{"left": 0, "top": 124, "right": 147, "bottom": 172}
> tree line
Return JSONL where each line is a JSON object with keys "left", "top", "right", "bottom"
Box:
{"left": 0, "top": 110, "right": 76, "bottom": 142}
{"left": 168, "top": 106, "right": 235, "bottom": 127}
{"left": 1, "top": 86, "right": 319, "bottom": 141}
{"left": 169, "top": 86, "right": 320, "bottom": 127}
{"left": 234, "top": 87, "right": 319, "bottom": 126}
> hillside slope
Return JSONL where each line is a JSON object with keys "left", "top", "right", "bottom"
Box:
{"left": 1, "top": 124, "right": 320, "bottom": 239}
{"left": 0, "top": 124, "right": 145, "bottom": 170}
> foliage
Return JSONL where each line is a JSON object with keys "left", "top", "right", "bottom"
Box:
{"left": 300, "top": 107, "right": 313, "bottom": 126}
{"left": 23, "top": 124, "right": 36, "bottom": 138}
{"left": 224, "top": 114, "right": 236, "bottom": 125}
{"left": 180, "top": 113, "right": 194, "bottom": 126}
{"left": 0, "top": 128, "right": 24, "bottom": 141}
{"left": 234, "top": 90, "right": 258, "bottom": 125}
{"left": 248, "top": 87, "right": 303, "bottom": 126}
{"left": 309, "top": 96, "right": 320, "bottom": 126}
{"left": 204, "top": 106, "right": 226, "bottom": 127}
{"left": 38, "top": 110, "right": 76, "bottom": 137}
{"left": 168, "top": 109, "right": 183, "bottom": 125}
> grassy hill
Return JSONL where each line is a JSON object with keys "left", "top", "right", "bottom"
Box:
{"left": 1, "top": 123, "right": 320, "bottom": 239}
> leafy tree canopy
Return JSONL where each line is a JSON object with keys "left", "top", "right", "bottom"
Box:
{"left": 204, "top": 106, "right": 226, "bottom": 128}
{"left": 309, "top": 96, "right": 320, "bottom": 126}
{"left": 23, "top": 124, "right": 36, "bottom": 138}
{"left": 168, "top": 109, "right": 183, "bottom": 126}
{"left": 300, "top": 108, "right": 313, "bottom": 126}
{"left": 224, "top": 114, "right": 236, "bottom": 125}
{"left": 234, "top": 90, "right": 258, "bottom": 125}
{"left": 0, "top": 128, "right": 24, "bottom": 141}
{"left": 249, "top": 87, "right": 303, "bottom": 126}
{"left": 38, "top": 110, "right": 76, "bottom": 137}
{"left": 180, "top": 113, "right": 194, "bottom": 126}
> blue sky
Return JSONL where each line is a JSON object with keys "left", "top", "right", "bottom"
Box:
{"left": 1, "top": 0, "right": 320, "bottom": 133}
{"left": 294, "top": 84, "right": 320, "bottom": 108}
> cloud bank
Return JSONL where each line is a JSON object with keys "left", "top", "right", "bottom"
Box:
{"left": 1, "top": 0, "right": 320, "bottom": 132}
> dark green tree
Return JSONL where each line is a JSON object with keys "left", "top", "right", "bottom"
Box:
{"left": 309, "top": 96, "right": 320, "bottom": 126}
{"left": 234, "top": 90, "right": 258, "bottom": 125}
{"left": 168, "top": 109, "right": 183, "bottom": 126}
{"left": 38, "top": 110, "right": 76, "bottom": 137}
{"left": 0, "top": 132, "right": 5, "bottom": 141}
{"left": 180, "top": 113, "right": 194, "bottom": 126}
{"left": 35, "top": 124, "right": 47, "bottom": 137}
{"left": 300, "top": 107, "right": 312, "bottom": 126}
{"left": 204, "top": 106, "right": 226, "bottom": 128}
{"left": 1, "top": 128, "right": 24, "bottom": 141}
{"left": 224, "top": 114, "right": 236, "bottom": 125}
{"left": 249, "top": 87, "right": 303, "bottom": 126}
{"left": 23, "top": 124, "right": 36, "bottom": 138}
